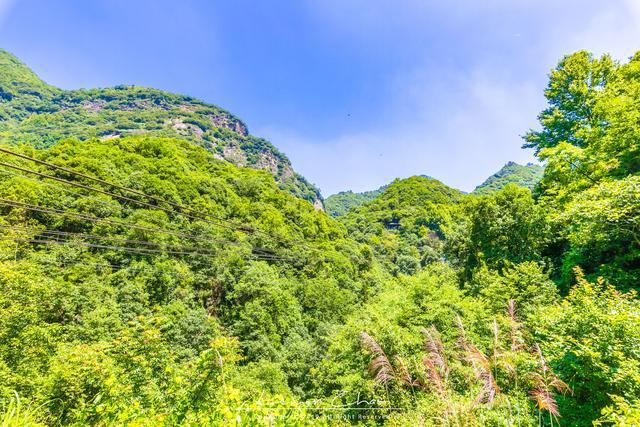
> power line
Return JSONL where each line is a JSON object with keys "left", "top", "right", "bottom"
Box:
{"left": 9, "top": 236, "right": 222, "bottom": 257}
{"left": 0, "top": 170, "right": 296, "bottom": 261}
{"left": 0, "top": 168, "right": 126, "bottom": 212}
{"left": 31, "top": 259, "right": 127, "bottom": 272}
{"left": 0, "top": 198, "right": 243, "bottom": 248}
{"left": 0, "top": 147, "right": 305, "bottom": 247}
{"left": 0, "top": 234, "right": 292, "bottom": 262}
{"left": 0, "top": 159, "right": 244, "bottom": 234}
{"left": 1, "top": 224, "right": 232, "bottom": 255}
{"left": 0, "top": 251, "right": 285, "bottom": 273}
{"left": 0, "top": 254, "right": 129, "bottom": 271}
{"left": 0, "top": 200, "right": 300, "bottom": 263}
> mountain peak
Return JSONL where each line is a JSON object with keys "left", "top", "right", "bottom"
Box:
{"left": 473, "top": 162, "right": 544, "bottom": 195}
{"left": 325, "top": 175, "right": 462, "bottom": 217}
{"left": 0, "top": 49, "right": 56, "bottom": 97}
{"left": 0, "top": 49, "right": 321, "bottom": 205}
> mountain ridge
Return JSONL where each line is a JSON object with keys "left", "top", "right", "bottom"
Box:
{"left": 325, "top": 174, "right": 445, "bottom": 217}
{"left": 0, "top": 49, "right": 322, "bottom": 207}
{"left": 327, "top": 163, "right": 544, "bottom": 217}
{"left": 472, "top": 161, "right": 543, "bottom": 195}
{"left": 324, "top": 186, "right": 387, "bottom": 217}
{"left": 336, "top": 175, "right": 463, "bottom": 274}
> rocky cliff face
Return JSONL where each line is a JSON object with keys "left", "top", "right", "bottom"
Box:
{"left": 0, "top": 49, "right": 323, "bottom": 207}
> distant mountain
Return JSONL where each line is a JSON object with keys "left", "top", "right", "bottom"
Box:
{"left": 326, "top": 175, "right": 439, "bottom": 217}
{"left": 473, "top": 162, "right": 543, "bottom": 195}
{"left": 0, "top": 49, "right": 321, "bottom": 206}
{"left": 338, "top": 175, "right": 463, "bottom": 274}
{"left": 325, "top": 186, "right": 387, "bottom": 217}
{"left": 350, "top": 175, "right": 463, "bottom": 214}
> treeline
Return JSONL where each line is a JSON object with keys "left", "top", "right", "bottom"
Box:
{"left": 0, "top": 137, "right": 377, "bottom": 425}
{"left": 320, "top": 50, "right": 640, "bottom": 426}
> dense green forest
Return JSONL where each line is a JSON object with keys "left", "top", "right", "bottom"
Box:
{"left": 328, "top": 162, "right": 544, "bottom": 219}
{"left": 472, "top": 162, "right": 544, "bottom": 195}
{"left": 324, "top": 186, "right": 387, "bottom": 217}
{"left": 336, "top": 176, "right": 463, "bottom": 276}
{"left": 1, "top": 50, "right": 640, "bottom": 426}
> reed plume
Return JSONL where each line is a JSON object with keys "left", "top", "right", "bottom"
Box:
{"left": 421, "top": 326, "right": 449, "bottom": 397}
{"left": 360, "top": 331, "right": 396, "bottom": 385}
{"left": 529, "top": 344, "right": 571, "bottom": 424}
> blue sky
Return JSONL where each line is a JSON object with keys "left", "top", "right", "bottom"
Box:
{"left": 0, "top": 0, "right": 639, "bottom": 195}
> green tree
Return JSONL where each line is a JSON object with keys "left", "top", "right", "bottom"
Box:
{"left": 523, "top": 51, "right": 615, "bottom": 153}
{"left": 532, "top": 269, "right": 640, "bottom": 426}
{"left": 446, "top": 184, "right": 547, "bottom": 280}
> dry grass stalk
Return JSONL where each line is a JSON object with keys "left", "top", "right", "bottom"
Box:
{"left": 421, "top": 327, "right": 449, "bottom": 397}
{"left": 507, "top": 299, "right": 525, "bottom": 351}
{"left": 455, "top": 315, "right": 471, "bottom": 353}
{"left": 456, "top": 317, "right": 500, "bottom": 404}
{"left": 360, "top": 331, "right": 396, "bottom": 386}
{"left": 467, "top": 344, "right": 500, "bottom": 404}
{"left": 529, "top": 344, "right": 571, "bottom": 421}
{"left": 393, "top": 354, "right": 417, "bottom": 388}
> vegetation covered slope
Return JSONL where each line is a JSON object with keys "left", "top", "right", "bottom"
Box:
{"left": 0, "top": 136, "right": 378, "bottom": 424}
{"left": 0, "top": 49, "right": 321, "bottom": 205}
{"left": 338, "top": 175, "right": 463, "bottom": 275}
{"left": 324, "top": 185, "right": 386, "bottom": 217}
{"left": 318, "top": 50, "right": 640, "bottom": 426}
{"left": 325, "top": 175, "right": 438, "bottom": 218}
{"left": 524, "top": 50, "right": 640, "bottom": 290}
{"left": 473, "top": 161, "right": 544, "bottom": 195}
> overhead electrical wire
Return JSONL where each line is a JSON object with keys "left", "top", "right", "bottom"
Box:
{"left": 8, "top": 257, "right": 128, "bottom": 272}
{"left": 0, "top": 169, "right": 296, "bottom": 260}
{"left": 0, "top": 147, "right": 309, "bottom": 248}
{"left": 0, "top": 159, "right": 245, "bottom": 234}
{"left": 0, "top": 233, "right": 292, "bottom": 262}
{"left": 9, "top": 236, "right": 235, "bottom": 257}
{"left": 1, "top": 224, "right": 233, "bottom": 255}
{"left": 0, "top": 146, "right": 319, "bottom": 263}
{"left": 0, "top": 199, "right": 301, "bottom": 264}
{"left": 0, "top": 251, "right": 286, "bottom": 272}
{"left": 0, "top": 168, "right": 128, "bottom": 212}
{"left": 0, "top": 198, "right": 243, "bottom": 247}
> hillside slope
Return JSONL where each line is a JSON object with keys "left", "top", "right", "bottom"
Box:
{"left": 324, "top": 185, "right": 387, "bottom": 217}
{"left": 0, "top": 49, "right": 321, "bottom": 206}
{"left": 473, "top": 161, "right": 543, "bottom": 195}
{"left": 326, "top": 175, "right": 439, "bottom": 217}
{"left": 339, "top": 175, "right": 463, "bottom": 274}
{"left": 0, "top": 135, "right": 376, "bottom": 424}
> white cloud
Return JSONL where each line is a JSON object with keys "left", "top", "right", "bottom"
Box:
{"left": 260, "top": 66, "right": 541, "bottom": 196}
{"left": 547, "top": 0, "right": 640, "bottom": 62}
{"left": 261, "top": 0, "right": 640, "bottom": 196}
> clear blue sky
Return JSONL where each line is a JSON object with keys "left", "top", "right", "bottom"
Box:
{"left": 0, "top": 0, "right": 638, "bottom": 195}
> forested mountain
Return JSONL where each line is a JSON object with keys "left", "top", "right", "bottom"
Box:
{"left": 324, "top": 185, "right": 386, "bottom": 217}
{"left": 1, "top": 50, "right": 640, "bottom": 426}
{"left": 325, "top": 175, "right": 442, "bottom": 218}
{"left": 330, "top": 161, "right": 545, "bottom": 218}
{"left": 0, "top": 136, "right": 379, "bottom": 425}
{"left": 337, "top": 176, "right": 463, "bottom": 274}
{"left": 0, "top": 49, "right": 322, "bottom": 206}
{"left": 473, "top": 161, "right": 544, "bottom": 195}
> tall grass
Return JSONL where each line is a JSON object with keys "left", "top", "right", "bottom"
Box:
{"left": 0, "top": 392, "right": 46, "bottom": 427}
